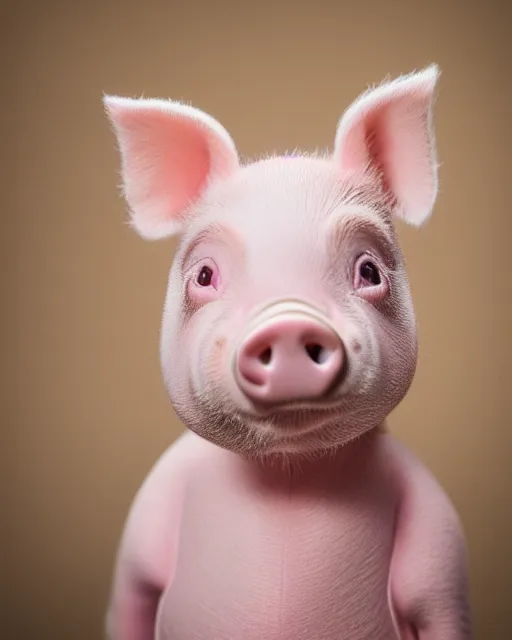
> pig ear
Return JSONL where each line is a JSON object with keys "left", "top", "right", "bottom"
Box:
{"left": 103, "top": 96, "right": 240, "bottom": 240}
{"left": 333, "top": 65, "right": 440, "bottom": 226}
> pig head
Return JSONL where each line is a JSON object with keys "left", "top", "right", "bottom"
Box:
{"left": 104, "top": 66, "right": 439, "bottom": 457}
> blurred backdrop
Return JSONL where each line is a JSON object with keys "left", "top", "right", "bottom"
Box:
{"left": 3, "top": 0, "right": 511, "bottom": 638}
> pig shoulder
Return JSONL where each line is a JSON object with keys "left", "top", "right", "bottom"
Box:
{"left": 380, "top": 432, "right": 464, "bottom": 528}
{"left": 115, "top": 431, "right": 211, "bottom": 589}
{"left": 382, "top": 434, "right": 471, "bottom": 638}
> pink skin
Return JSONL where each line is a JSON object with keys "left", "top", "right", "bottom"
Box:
{"left": 104, "top": 65, "right": 471, "bottom": 639}
{"left": 235, "top": 311, "right": 345, "bottom": 405}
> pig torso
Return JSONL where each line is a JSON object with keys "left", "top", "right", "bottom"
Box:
{"left": 106, "top": 67, "right": 472, "bottom": 640}
{"left": 155, "top": 429, "right": 401, "bottom": 640}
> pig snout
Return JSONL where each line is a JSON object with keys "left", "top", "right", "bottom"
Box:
{"left": 234, "top": 308, "right": 345, "bottom": 406}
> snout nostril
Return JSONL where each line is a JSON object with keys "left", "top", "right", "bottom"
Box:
{"left": 236, "top": 312, "right": 346, "bottom": 404}
{"left": 258, "top": 347, "right": 272, "bottom": 365}
{"left": 305, "top": 343, "right": 328, "bottom": 364}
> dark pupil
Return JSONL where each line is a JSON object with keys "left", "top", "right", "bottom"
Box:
{"left": 360, "top": 261, "right": 381, "bottom": 285}
{"left": 197, "top": 266, "right": 213, "bottom": 287}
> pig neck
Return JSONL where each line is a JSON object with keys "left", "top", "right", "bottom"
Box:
{"left": 237, "top": 425, "right": 383, "bottom": 489}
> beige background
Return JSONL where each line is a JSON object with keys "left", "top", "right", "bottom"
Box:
{"left": 3, "top": 0, "right": 511, "bottom": 638}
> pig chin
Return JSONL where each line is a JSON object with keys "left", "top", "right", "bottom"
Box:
{"left": 169, "top": 363, "right": 395, "bottom": 457}
{"left": 172, "top": 383, "right": 390, "bottom": 456}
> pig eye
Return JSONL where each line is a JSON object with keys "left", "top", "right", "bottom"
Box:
{"left": 187, "top": 259, "right": 221, "bottom": 307}
{"left": 197, "top": 265, "right": 214, "bottom": 287}
{"left": 192, "top": 261, "right": 219, "bottom": 290}
{"left": 354, "top": 254, "right": 388, "bottom": 301}
{"left": 359, "top": 260, "right": 381, "bottom": 286}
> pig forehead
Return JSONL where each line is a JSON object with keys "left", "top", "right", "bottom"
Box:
{"left": 197, "top": 156, "right": 387, "bottom": 237}
{"left": 221, "top": 157, "right": 354, "bottom": 222}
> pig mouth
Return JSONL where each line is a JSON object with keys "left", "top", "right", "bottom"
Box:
{"left": 236, "top": 399, "right": 350, "bottom": 434}
{"left": 233, "top": 355, "right": 351, "bottom": 428}
{"left": 179, "top": 383, "right": 372, "bottom": 455}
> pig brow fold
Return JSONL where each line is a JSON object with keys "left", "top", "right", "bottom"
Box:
{"left": 180, "top": 222, "right": 245, "bottom": 273}
{"left": 180, "top": 223, "right": 224, "bottom": 272}
{"left": 329, "top": 213, "right": 398, "bottom": 269}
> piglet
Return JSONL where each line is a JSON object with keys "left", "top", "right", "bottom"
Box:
{"left": 103, "top": 65, "right": 471, "bottom": 640}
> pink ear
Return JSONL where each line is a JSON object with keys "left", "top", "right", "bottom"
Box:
{"left": 333, "top": 65, "right": 440, "bottom": 226}
{"left": 103, "top": 96, "right": 240, "bottom": 240}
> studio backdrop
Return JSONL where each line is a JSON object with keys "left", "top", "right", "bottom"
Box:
{"left": 3, "top": 1, "right": 511, "bottom": 638}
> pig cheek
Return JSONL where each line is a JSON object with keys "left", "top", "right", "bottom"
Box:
{"left": 331, "top": 303, "right": 381, "bottom": 395}
{"left": 378, "top": 324, "right": 417, "bottom": 410}
{"left": 177, "top": 302, "right": 233, "bottom": 401}
{"left": 161, "top": 331, "right": 189, "bottom": 406}
{"left": 346, "top": 264, "right": 418, "bottom": 403}
{"left": 160, "top": 287, "right": 182, "bottom": 392}
{"left": 174, "top": 313, "right": 211, "bottom": 399}
{"left": 336, "top": 302, "right": 404, "bottom": 417}
{"left": 367, "top": 300, "right": 418, "bottom": 412}
{"left": 160, "top": 278, "right": 225, "bottom": 416}
{"left": 383, "top": 279, "right": 419, "bottom": 398}
{"left": 159, "top": 296, "right": 204, "bottom": 404}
